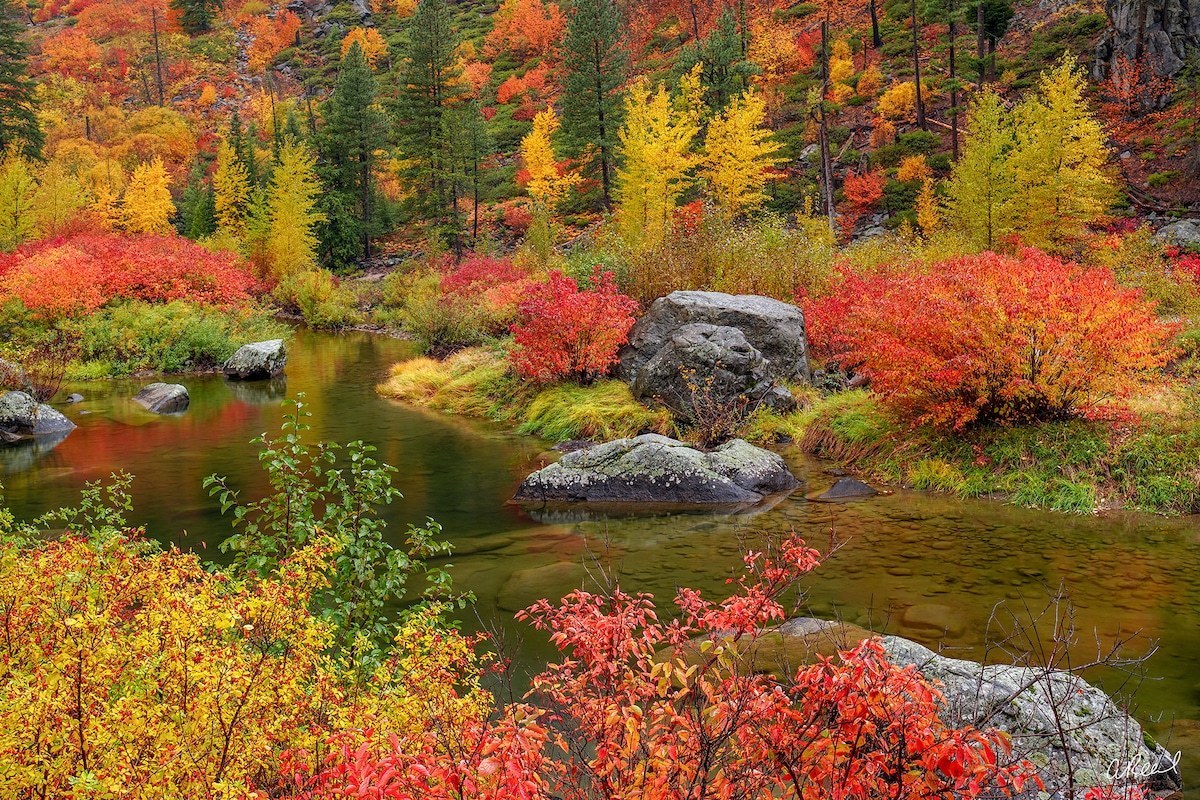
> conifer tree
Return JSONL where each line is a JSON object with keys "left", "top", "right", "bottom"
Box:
{"left": 0, "top": 8, "right": 42, "bottom": 160}
{"left": 122, "top": 158, "right": 176, "bottom": 234}
{"left": 179, "top": 164, "right": 216, "bottom": 240}
{"left": 441, "top": 102, "right": 492, "bottom": 247}
{"left": 1006, "top": 56, "right": 1114, "bottom": 248}
{"left": 615, "top": 68, "right": 703, "bottom": 249}
{"left": 170, "top": 0, "right": 224, "bottom": 34}
{"left": 944, "top": 87, "right": 1015, "bottom": 250}
{"left": 317, "top": 41, "right": 386, "bottom": 266}
{"left": 0, "top": 152, "right": 36, "bottom": 251}
{"left": 559, "top": 0, "right": 628, "bottom": 208}
{"left": 394, "top": 0, "right": 461, "bottom": 228}
{"left": 266, "top": 142, "right": 326, "bottom": 276}
{"left": 677, "top": 9, "right": 758, "bottom": 111}
{"left": 700, "top": 89, "right": 781, "bottom": 216}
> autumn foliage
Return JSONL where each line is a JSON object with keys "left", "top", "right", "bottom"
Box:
{"left": 0, "top": 232, "right": 255, "bottom": 318}
{"left": 509, "top": 269, "right": 639, "bottom": 383}
{"left": 295, "top": 533, "right": 1038, "bottom": 800}
{"left": 806, "top": 251, "right": 1175, "bottom": 428}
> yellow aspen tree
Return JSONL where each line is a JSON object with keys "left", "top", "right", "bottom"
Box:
{"left": 213, "top": 141, "right": 251, "bottom": 238}
{"left": 341, "top": 27, "right": 389, "bottom": 67}
{"left": 1006, "top": 55, "right": 1115, "bottom": 248}
{"left": 122, "top": 157, "right": 176, "bottom": 234}
{"left": 266, "top": 142, "right": 327, "bottom": 276}
{"left": 615, "top": 66, "right": 703, "bottom": 248}
{"left": 944, "top": 88, "right": 1016, "bottom": 250}
{"left": 0, "top": 152, "right": 37, "bottom": 251}
{"left": 700, "top": 89, "right": 782, "bottom": 216}
{"left": 521, "top": 107, "right": 579, "bottom": 263}
{"left": 32, "top": 160, "right": 88, "bottom": 238}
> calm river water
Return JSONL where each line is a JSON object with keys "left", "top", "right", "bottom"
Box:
{"left": 3, "top": 329, "right": 1198, "bottom": 792}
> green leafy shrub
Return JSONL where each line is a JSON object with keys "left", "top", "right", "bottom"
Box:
{"left": 274, "top": 270, "right": 362, "bottom": 330}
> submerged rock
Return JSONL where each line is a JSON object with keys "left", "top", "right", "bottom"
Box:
{"left": 809, "top": 477, "right": 878, "bottom": 501}
{"left": 0, "top": 391, "right": 77, "bottom": 443}
{"left": 224, "top": 340, "right": 287, "bottom": 381}
{"left": 133, "top": 383, "right": 190, "bottom": 414}
{"left": 513, "top": 433, "right": 800, "bottom": 507}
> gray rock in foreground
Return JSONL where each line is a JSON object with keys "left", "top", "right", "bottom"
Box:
{"left": 513, "top": 434, "right": 800, "bottom": 506}
{"left": 0, "top": 391, "right": 77, "bottom": 443}
{"left": 757, "top": 619, "right": 1182, "bottom": 799}
{"left": 619, "top": 291, "right": 811, "bottom": 384}
{"left": 880, "top": 635, "right": 1183, "bottom": 799}
{"left": 224, "top": 340, "right": 287, "bottom": 381}
{"left": 133, "top": 383, "right": 190, "bottom": 414}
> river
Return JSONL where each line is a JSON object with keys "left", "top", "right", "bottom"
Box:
{"left": 3, "top": 328, "right": 1198, "bottom": 793}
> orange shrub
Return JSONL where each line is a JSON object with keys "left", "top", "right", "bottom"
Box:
{"left": 805, "top": 250, "right": 1175, "bottom": 428}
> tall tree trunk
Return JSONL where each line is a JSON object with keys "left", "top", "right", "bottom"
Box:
{"left": 689, "top": 0, "right": 701, "bottom": 41}
{"left": 818, "top": 20, "right": 836, "bottom": 233}
{"left": 594, "top": 39, "right": 612, "bottom": 209}
{"left": 976, "top": 4, "right": 986, "bottom": 82}
{"left": 910, "top": 0, "right": 926, "bottom": 128}
{"left": 869, "top": 0, "right": 883, "bottom": 47}
{"left": 949, "top": 0, "right": 959, "bottom": 159}
{"left": 151, "top": 6, "right": 165, "bottom": 106}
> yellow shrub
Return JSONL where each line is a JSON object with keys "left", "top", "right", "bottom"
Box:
{"left": 877, "top": 81, "right": 917, "bottom": 120}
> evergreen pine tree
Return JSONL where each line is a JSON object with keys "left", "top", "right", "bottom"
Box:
{"left": 559, "top": 0, "right": 628, "bottom": 209}
{"left": 170, "top": 0, "right": 224, "bottom": 34}
{"left": 394, "top": 0, "right": 462, "bottom": 230}
{"left": 0, "top": 7, "right": 42, "bottom": 160}
{"left": 179, "top": 164, "right": 217, "bottom": 240}
{"left": 677, "top": 9, "right": 758, "bottom": 111}
{"left": 442, "top": 102, "right": 492, "bottom": 249}
{"left": 316, "top": 41, "right": 386, "bottom": 266}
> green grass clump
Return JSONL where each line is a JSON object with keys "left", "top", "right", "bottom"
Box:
{"left": 518, "top": 381, "right": 674, "bottom": 441}
{"left": 379, "top": 348, "right": 673, "bottom": 442}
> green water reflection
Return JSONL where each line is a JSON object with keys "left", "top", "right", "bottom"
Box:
{"left": 3, "top": 328, "right": 1197, "bottom": 793}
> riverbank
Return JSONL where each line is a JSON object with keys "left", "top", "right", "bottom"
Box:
{"left": 800, "top": 390, "right": 1200, "bottom": 515}
{"left": 380, "top": 348, "right": 1200, "bottom": 517}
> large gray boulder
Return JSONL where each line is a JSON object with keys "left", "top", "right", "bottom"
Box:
{"left": 1094, "top": 0, "right": 1199, "bottom": 89}
{"left": 619, "top": 291, "right": 811, "bottom": 384}
{"left": 1154, "top": 219, "right": 1200, "bottom": 248}
{"left": 631, "top": 323, "right": 797, "bottom": 421}
{"left": 880, "top": 636, "right": 1183, "bottom": 799}
{"left": 748, "top": 619, "right": 1182, "bottom": 800}
{"left": 0, "top": 391, "right": 76, "bottom": 443}
{"left": 133, "top": 383, "right": 190, "bottom": 414}
{"left": 513, "top": 433, "right": 800, "bottom": 506}
{"left": 224, "top": 340, "right": 287, "bottom": 381}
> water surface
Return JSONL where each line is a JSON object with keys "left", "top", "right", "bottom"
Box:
{"left": 3, "top": 329, "right": 1197, "bottom": 792}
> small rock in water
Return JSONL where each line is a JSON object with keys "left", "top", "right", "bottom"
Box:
{"left": 224, "top": 339, "right": 287, "bottom": 381}
{"left": 809, "top": 477, "right": 878, "bottom": 501}
{"left": 133, "top": 383, "right": 190, "bottom": 414}
{"left": 64, "top": 393, "right": 84, "bottom": 404}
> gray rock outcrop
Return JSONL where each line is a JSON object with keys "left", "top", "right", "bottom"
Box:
{"left": 618, "top": 292, "right": 810, "bottom": 421}
{"left": 1094, "top": 0, "right": 1199, "bottom": 92}
{"left": 1154, "top": 219, "right": 1200, "bottom": 248}
{"left": 513, "top": 434, "right": 800, "bottom": 506}
{"left": 133, "top": 383, "right": 190, "bottom": 414}
{"left": 0, "top": 391, "right": 77, "bottom": 443}
{"left": 224, "top": 340, "right": 287, "bottom": 381}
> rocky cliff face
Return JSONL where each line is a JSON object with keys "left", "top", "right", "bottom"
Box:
{"left": 1094, "top": 0, "right": 1200, "bottom": 79}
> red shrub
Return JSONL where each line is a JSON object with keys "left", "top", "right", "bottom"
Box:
{"left": 805, "top": 250, "right": 1175, "bottom": 428}
{"left": 0, "top": 233, "right": 256, "bottom": 319}
{"left": 509, "top": 269, "right": 638, "bottom": 383}
{"left": 297, "top": 535, "right": 1039, "bottom": 800}
{"left": 439, "top": 255, "right": 526, "bottom": 296}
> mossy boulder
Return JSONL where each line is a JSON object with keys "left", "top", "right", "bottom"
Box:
{"left": 0, "top": 391, "right": 77, "bottom": 444}
{"left": 223, "top": 340, "right": 287, "bottom": 381}
{"left": 513, "top": 434, "right": 800, "bottom": 507}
